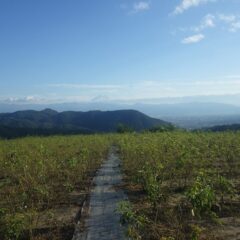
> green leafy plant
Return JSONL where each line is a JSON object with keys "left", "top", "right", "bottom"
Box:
{"left": 138, "top": 161, "right": 165, "bottom": 209}
{"left": 0, "top": 213, "right": 26, "bottom": 240}
{"left": 117, "top": 201, "right": 148, "bottom": 239}
{"left": 214, "top": 175, "right": 235, "bottom": 204}
{"left": 190, "top": 224, "right": 203, "bottom": 240}
{"left": 186, "top": 171, "right": 216, "bottom": 219}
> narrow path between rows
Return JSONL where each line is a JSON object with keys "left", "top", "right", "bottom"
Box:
{"left": 72, "top": 146, "right": 128, "bottom": 240}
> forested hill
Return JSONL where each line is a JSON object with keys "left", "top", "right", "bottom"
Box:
{"left": 204, "top": 123, "right": 240, "bottom": 132}
{"left": 0, "top": 109, "right": 171, "bottom": 138}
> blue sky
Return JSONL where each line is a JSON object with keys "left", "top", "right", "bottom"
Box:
{"left": 0, "top": 0, "right": 240, "bottom": 104}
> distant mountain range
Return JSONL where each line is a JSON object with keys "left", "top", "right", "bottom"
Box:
{"left": 0, "top": 109, "right": 170, "bottom": 138}
{"left": 1, "top": 102, "right": 240, "bottom": 116}
{"left": 204, "top": 124, "right": 240, "bottom": 132}
{"left": 1, "top": 101, "right": 240, "bottom": 130}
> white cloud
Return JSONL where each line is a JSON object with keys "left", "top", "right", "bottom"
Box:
{"left": 202, "top": 14, "right": 215, "bottom": 28}
{"left": 218, "top": 14, "right": 237, "bottom": 23}
{"left": 193, "top": 80, "right": 240, "bottom": 86}
{"left": 229, "top": 21, "right": 240, "bottom": 32}
{"left": 194, "top": 14, "right": 215, "bottom": 31}
{"left": 49, "top": 83, "right": 123, "bottom": 90}
{"left": 131, "top": 1, "right": 150, "bottom": 13}
{"left": 3, "top": 78, "right": 240, "bottom": 104}
{"left": 218, "top": 14, "right": 240, "bottom": 32}
{"left": 174, "top": 0, "right": 215, "bottom": 15}
{"left": 174, "top": 13, "right": 240, "bottom": 42}
{"left": 182, "top": 34, "right": 205, "bottom": 44}
{"left": 3, "top": 96, "right": 44, "bottom": 104}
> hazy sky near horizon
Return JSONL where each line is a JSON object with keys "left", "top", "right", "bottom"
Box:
{"left": 0, "top": 0, "right": 240, "bottom": 103}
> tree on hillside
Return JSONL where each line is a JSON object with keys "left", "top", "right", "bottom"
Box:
{"left": 116, "top": 123, "right": 134, "bottom": 133}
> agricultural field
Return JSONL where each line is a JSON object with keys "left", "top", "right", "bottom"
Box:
{"left": 117, "top": 132, "right": 240, "bottom": 240}
{"left": 0, "top": 135, "right": 111, "bottom": 239}
{"left": 0, "top": 131, "right": 240, "bottom": 240}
